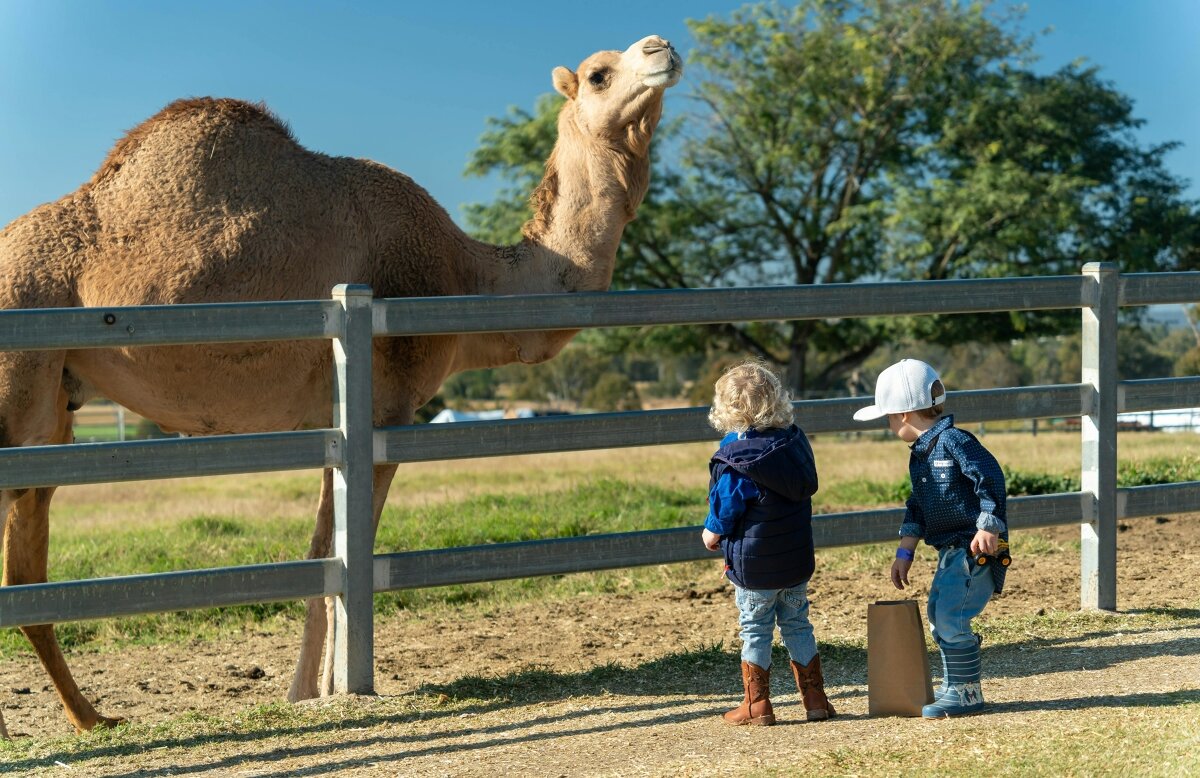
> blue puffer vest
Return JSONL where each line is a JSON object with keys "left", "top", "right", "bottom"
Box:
{"left": 710, "top": 425, "right": 819, "bottom": 590}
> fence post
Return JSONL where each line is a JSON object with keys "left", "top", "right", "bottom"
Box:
{"left": 331, "top": 284, "right": 375, "bottom": 693}
{"left": 1080, "top": 263, "right": 1118, "bottom": 611}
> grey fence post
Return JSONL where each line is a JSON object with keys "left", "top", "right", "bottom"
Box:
{"left": 331, "top": 284, "right": 376, "bottom": 693}
{"left": 1080, "top": 263, "right": 1118, "bottom": 610}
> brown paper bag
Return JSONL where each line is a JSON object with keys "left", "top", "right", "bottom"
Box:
{"left": 867, "top": 599, "right": 934, "bottom": 716}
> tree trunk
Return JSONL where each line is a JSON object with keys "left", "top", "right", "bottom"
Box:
{"left": 785, "top": 324, "right": 808, "bottom": 397}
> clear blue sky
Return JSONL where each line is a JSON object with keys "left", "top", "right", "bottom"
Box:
{"left": 2, "top": 0, "right": 1197, "bottom": 230}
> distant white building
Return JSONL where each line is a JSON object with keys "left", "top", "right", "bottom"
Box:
{"left": 429, "top": 408, "right": 536, "bottom": 423}
{"left": 1117, "top": 408, "right": 1200, "bottom": 433}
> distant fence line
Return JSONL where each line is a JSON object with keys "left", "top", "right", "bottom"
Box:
{"left": 1, "top": 263, "right": 1199, "bottom": 696}
{"left": 72, "top": 399, "right": 1200, "bottom": 443}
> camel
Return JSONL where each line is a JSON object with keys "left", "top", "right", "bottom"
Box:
{"left": 0, "top": 35, "right": 681, "bottom": 737}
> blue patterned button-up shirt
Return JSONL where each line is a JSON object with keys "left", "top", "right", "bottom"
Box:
{"left": 901, "top": 415, "right": 1007, "bottom": 551}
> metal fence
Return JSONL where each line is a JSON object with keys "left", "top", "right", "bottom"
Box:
{"left": 2, "top": 262, "right": 1199, "bottom": 695}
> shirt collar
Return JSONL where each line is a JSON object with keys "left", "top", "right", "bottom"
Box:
{"left": 910, "top": 414, "right": 954, "bottom": 454}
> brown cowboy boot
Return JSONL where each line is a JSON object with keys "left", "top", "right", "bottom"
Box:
{"left": 790, "top": 655, "right": 836, "bottom": 721}
{"left": 722, "top": 661, "right": 776, "bottom": 726}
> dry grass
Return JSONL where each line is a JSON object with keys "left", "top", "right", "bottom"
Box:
{"left": 49, "top": 429, "right": 1200, "bottom": 531}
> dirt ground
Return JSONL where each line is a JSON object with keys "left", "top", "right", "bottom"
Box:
{"left": 2, "top": 515, "right": 1199, "bottom": 775}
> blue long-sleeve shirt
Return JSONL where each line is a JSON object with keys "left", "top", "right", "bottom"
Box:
{"left": 704, "top": 431, "right": 761, "bottom": 536}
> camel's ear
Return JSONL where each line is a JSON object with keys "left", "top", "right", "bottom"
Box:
{"left": 552, "top": 67, "right": 578, "bottom": 100}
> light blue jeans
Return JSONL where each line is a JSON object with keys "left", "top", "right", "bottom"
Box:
{"left": 733, "top": 581, "right": 817, "bottom": 669}
{"left": 927, "top": 546, "right": 994, "bottom": 650}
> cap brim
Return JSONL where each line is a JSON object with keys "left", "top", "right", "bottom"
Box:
{"left": 853, "top": 405, "right": 887, "bottom": 421}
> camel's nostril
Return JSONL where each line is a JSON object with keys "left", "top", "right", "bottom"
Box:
{"left": 643, "top": 37, "right": 670, "bottom": 55}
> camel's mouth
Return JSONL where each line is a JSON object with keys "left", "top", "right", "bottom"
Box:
{"left": 641, "top": 63, "right": 682, "bottom": 89}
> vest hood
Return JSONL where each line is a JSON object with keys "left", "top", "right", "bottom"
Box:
{"left": 713, "top": 425, "right": 818, "bottom": 503}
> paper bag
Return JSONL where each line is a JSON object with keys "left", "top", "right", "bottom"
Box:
{"left": 867, "top": 599, "right": 934, "bottom": 716}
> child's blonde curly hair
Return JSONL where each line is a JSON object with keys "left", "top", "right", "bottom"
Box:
{"left": 708, "top": 359, "right": 795, "bottom": 435}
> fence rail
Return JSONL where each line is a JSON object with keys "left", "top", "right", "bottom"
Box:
{"left": 1, "top": 266, "right": 1198, "bottom": 696}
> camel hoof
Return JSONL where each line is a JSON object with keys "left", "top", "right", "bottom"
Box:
{"left": 83, "top": 715, "right": 126, "bottom": 732}
{"left": 288, "top": 687, "right": 318, "bottom": 704}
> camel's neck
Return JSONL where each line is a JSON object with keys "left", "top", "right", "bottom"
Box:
{"left": 485, "top": 101, "right": 657, "bottom": 296}
{"left": 450, "top": 106, "right": 657, "bottom": 374}
{"left": 486, "top": 178, "right": 639, "bottom": 296}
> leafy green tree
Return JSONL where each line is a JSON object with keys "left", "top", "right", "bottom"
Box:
{"left": 1176, "top": 346, "right": 1200, "bottom": 378}
{"left": 1010, "top": 336, "right": 1080, "bottom": 386}
{"left": 465, "top": 0, "right": 1199, "bottom": 394}
{"left": 1173, "top": 305, "right": 1200, "bottom": 376}
{"left": 584, "top": 373, "right": 643, "bottom": 411}
{"left": 1183, "top": 305, "right": 1200, "bottom": 347}
{"left": 500, "top": 342, "right": 613, "bottom": 406}
{"left": 441, "top": 369, "right": 498, "bottom": 401}
{"left": 687, "top": 355, "right": 744, "bottom": 405}
{"left": 1116, "top": 324, "right": 1177, "bottom": 380}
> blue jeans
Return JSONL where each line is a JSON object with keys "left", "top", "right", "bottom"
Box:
{"left": 734, "top": 582, "right": 817, "bottom": 669}
{"left": 927, "top": 546, "right": 994, "bottom": 650}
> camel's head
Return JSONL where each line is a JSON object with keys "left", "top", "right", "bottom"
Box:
{"left": 522, "top": 36, "right": 682, "bottom": 242}
{"left": 551, "top": 35, "right": 682, "bottom": 150}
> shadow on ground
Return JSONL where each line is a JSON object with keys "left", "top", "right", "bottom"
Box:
{"left": 3, "top": 610, "right": 1198, "bottom": 776}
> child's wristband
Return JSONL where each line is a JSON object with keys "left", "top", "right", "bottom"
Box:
{"left": 895, "top": 547, "right": 916, "bottom": 561}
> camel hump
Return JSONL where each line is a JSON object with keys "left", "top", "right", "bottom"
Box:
{"left": 89, "top": 97, "right": 297, "bottom": 186}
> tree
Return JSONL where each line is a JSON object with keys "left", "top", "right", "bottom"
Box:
{"left": 1176, "top": 346, "right": 1200, "bottom": 378}
{"left": 584, "top": 373, "right": 643, "bottom": 411}
{"left": 465, "top": 0, "right": 1200, "bottom": 394}
{"left": 441, "top": 369, "right": 499, "bottom": 402}
{"left": 500, "top": 340, "right": 613, "bottom": 407}
{"left": 1116, "top": 324, "right": 1178, "bottom": 380}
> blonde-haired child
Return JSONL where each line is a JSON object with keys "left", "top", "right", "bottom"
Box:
{"left": 702, "top": 359, "right": 835, "bottom": 726}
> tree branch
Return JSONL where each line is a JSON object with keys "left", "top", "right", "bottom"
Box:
{"left": 812, "top": 339, "right": 883, "bottom": 388}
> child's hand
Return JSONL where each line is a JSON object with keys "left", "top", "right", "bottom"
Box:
{"left": 890, "top": 558, "right": 912, "bottom": 590}
{"left": 701, "top": 528, "right": 721, "bottom": 551}
{"left": 970, "top": 529, "right": 999, "bottom": 557}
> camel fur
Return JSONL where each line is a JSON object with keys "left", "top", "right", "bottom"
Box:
{"left": 0, "top": 35, "right": 681, "bottom": 736}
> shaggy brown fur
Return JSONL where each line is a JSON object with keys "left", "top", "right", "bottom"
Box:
{"left": 0, "top": 36, "right": 681, "bottom": 737}
{"left": 89, "top": 98, "right": 297, "bottom": 186}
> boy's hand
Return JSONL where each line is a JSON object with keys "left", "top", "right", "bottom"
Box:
{"left": 701, "top": 528, "right": 721, "bottom": 551}
{"left": 890, "top": 558, "right": 912, "bottom": 590}
{"left": 970, "top": 529, "right": 999, "bottom": 557}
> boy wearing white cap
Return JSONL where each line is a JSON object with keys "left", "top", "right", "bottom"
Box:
{"left": 854, "top": 359, "right": 1007, "bottom": 718}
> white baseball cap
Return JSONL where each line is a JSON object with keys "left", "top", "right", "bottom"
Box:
{"left": 852, "top": 359, "right": 946, "bottom": 421}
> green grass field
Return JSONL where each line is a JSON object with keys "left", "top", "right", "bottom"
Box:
{"left": 4, "top": 430, "right": 1198, "bottom": 655}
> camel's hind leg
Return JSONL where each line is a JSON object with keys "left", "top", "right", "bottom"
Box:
{"left": 288, "top": 469, "right": 335, "bottom": 703}
{"left": 1, "top": 365, "right": 120, "bottom": 733}
{"left": 288, "top": 463, "right": 398, "bottom": 702}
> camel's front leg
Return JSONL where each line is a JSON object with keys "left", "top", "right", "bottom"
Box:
{"left": 1, "top": 387, "right": 120, "bottom": 736}
{"left": 3, "top": 484, "right": 123, "bottom": 733}
{"left": 289, "top": 464, "right": 398, "bottom": 702}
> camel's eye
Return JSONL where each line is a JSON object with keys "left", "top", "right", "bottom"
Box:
{"left": 588, "top": 69, "right": 609, "bottom": 87}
